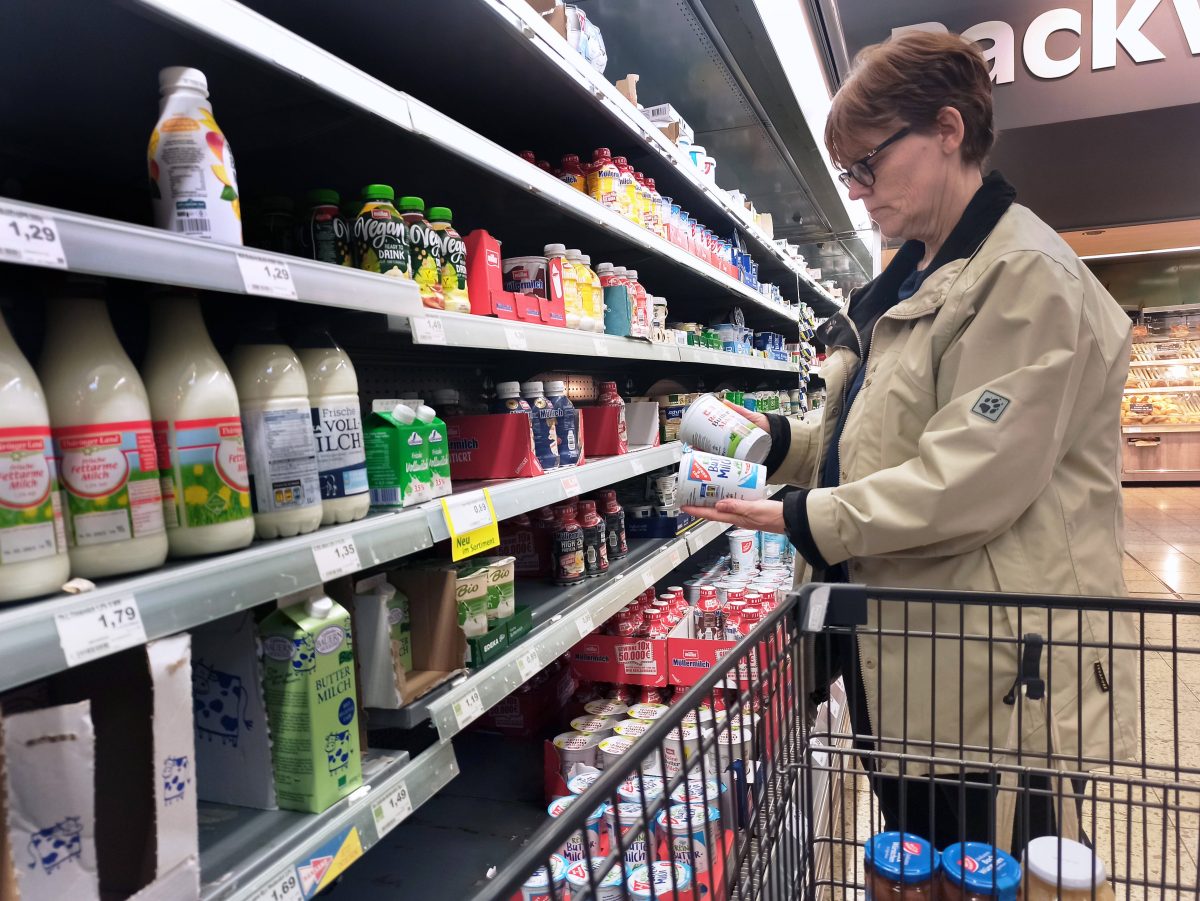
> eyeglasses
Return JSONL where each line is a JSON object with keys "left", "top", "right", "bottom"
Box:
{"left": 837, "top": 126, "right": 911, "bottom": 188}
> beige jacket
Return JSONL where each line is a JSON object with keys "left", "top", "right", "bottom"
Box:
{"left": 777, "top": 202, "right": 1138, "bottom": 772}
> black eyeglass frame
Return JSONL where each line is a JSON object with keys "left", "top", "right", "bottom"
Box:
{"left": 837, "top": 126, "right": 912, "bottom": 188}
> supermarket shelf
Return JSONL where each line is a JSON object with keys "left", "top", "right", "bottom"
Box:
{"left": 130, "top": 0, "right": 799, "bottom": 332}
{"left": 677, "top": 344, "right": 798, "bottom": 373}
{"left": 199, "top": 741, "right": 459, "bottom": 901}
{"left": 1124, "top": 386, "right": 1200, "bottom": 394}
{"left": 423, "top": 443, "right": 683, "bottom": 544}
{"left": 1129, "top": 359, "right": 1200, "bottom": 367}
{"left": 1123, "top": 424, "right": 1200, "bottom": 433}
{"left": 0, "top": 198, "right": 425, "bottom": 317}
{"left": 373, "top": 487, "right": 782, "bottom": 736}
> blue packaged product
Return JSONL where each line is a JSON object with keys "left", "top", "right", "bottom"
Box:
{"left": 544, "top": 380, "right": 580, "bottom": 466}
{"left": 520, "top": 381, "right": 560, "bottom": 470}
{"left": 940, "top": 842, "right": 1021, "bottom": 901}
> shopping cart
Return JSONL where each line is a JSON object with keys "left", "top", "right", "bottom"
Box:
{"left": 474, "top": 583, "right": 1200, "bottom": 900}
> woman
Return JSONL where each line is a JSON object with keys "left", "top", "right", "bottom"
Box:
{"left": 684, "top": 30, "right": 1137, "bottom": 849}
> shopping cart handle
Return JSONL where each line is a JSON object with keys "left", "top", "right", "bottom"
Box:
{"left": 1003, "top": 633, "right": 1045, "bottom": 704}
{"left": 793, "top": 583, "right": 868, "bottom": 632}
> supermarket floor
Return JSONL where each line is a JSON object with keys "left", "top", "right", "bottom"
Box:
{"left": 829, "top": 486, "right": 1200, "bottom": 900}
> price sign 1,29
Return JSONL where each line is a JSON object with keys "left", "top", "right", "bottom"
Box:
{"left": 0, "top": 206, "right": 67, "bottom": 269}
{"left": 235, "top": 251, "right": 298, "bottom": 300}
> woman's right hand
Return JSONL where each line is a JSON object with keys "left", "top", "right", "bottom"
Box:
{"left": 722, "top": 399, "right": 770, "bottom": 432}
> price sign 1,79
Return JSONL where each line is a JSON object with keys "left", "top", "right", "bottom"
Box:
{"left": 55, "top": 595, "right": 148, "bottom": 668}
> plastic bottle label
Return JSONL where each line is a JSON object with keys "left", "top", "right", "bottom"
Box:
{"left": 305, "top": 206, "right": 353, "bottom": 266}
{"left": 527, "top": 398, "right": 560, "bottom": 470}
{"left": 353, "top": 203, "right": 409, "bottom": 276}
{"left": 241, "top": 406, "right": 321, "bottom": 514}
{"left": 148, "top": 109, "right": 241, "bottom": 243}
{"left": 0, "top": 426, "right": 64, "bottom": 564}
{"left": 311, "top": 403, "right": 368, "bottom": 500}
{"left": 53, "top": 420, "right": 165, "bottom": 547}
{"left": 408, "top": 220, "right": 444, "bottom": 308}
{"left": 433, "top": 226, "right": 470, "bottom": 312}
{"left": 154, "top": 416, "right": 252, "bottom": 529}
{"left": 553, "top": 524, "right": 585, "bottom": 584}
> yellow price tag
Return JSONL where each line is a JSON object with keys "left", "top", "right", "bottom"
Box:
{"left": 441, "top": 489, "right": 500, "bottom": 561}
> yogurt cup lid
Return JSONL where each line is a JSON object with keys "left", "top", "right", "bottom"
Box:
{"left": 548, "top": 794, "right": 606, "bottom": 821}
{"left": 585, "top": 699, "right": 629, "bottom": 717}
{"left": 608, "top": 801, "right": 653, "bottom": 826}
{"left": 567, "top": 771, "right": 602, "bottom": 795}
{"left": 553, "top": 731, "right": 603, "bottom": 752}
{"left": 628, "top": 861, "right": 694, "bottom": 896}
{"left": 599, "top": 736, "right": 635, "bottom": 756}
{"left": 565, "top": 858, "right": 624, "bottom": 888}
{"left": 666, "top": 724, "right": 700, "bottom": 741}
{"left": 941, "top": 843, "right": 1021, "bottom": 898}
{"left": 613, "top": 720, "right": 654, "bottom": 739}
{"left": 523, "top": 854, "right": 569, "bottom": 890}
{"left": 618, "top": 774, "right": 665, "bottom": 801}
{"left": 571, "top": 715, "right": 618, "bottom": 734}
{"left": 670, "top": 778, "right": 726, "bottom": 804}
{"left": 864, "top": 832, "right": 937, "bottom": 883}
{"left": 627, "top": 703, "right": 669, "bottom": 720}
{"left": 658, "top": 802, "right": 720, "bottom": 830}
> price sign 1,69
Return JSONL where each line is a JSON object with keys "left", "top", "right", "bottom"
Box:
{"left": 250, "top": 869, "right": 301, "bottom": 901}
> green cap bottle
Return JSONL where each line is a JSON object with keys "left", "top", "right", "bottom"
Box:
{"left": 307, "top": 188, "right": 340, "bottom": 206}
{"left": 428, "top": 206, "right": 453, "bottom": 223}
{"left": 362, "top": 184, "right": 394, "bottom": 201}
{"left": 399, "top": 196, "right": 425, "bottom": 213}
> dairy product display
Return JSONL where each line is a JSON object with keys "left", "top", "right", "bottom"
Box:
{"left": 0, "top": 309, "right": 68, "bottom": 600}
{"left": 39, "top": 285, "right": 168, "bottom": 579}
{"left": 143, "top": 292, "right": 254, "bottom": 556}
{"left": 295, "top": 330, "right": 369, "bottom": 525}
{"left": 149, "top": 66, "right": 241, "bottom": 243}
{"left": 365, "top": 403, "right": 430, "bottom": 508}
{"left": 230, "top": 332, "right": 323, "bottom": 538}
{"left": 415, "top": 404, "right": 452, "bottom": 500}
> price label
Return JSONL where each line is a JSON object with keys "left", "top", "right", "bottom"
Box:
{"left": 248, "top": 868, "right": 302, "bottom": 901}
{"left": 235, "top": 252, "right": 298, "bottom": 300}
{"left": 669, "top": 547, "right": 683, "bottom": 568}
{"left": 592, "top": 337, "right": 607, "bottom": 355}
{"left": 560, "top": 475, "right": 581, "bottom": 497}
{"left": 442, "top": 489, "right": 495, "bottom": 535}
{"left": 372, "top": 781, "right": 414, "bottom": 838}
{"left": 504, "top": 327, "right": 529, "bottom": 351}
{"left": 0, "top": 207, "right": 67, "bottom": 269}
{"left": 311, "top": 535, "right": 362, "bottom": 581}
{"left": 630, "top": 458, "right": 646, "bottom": 475}
{"left": 452, "top": 688, "right": 485, "bottom": 730}
{"left": 642, "top": 571, "right": 655, "bottom": 591}
{"left": 576, "top": 611, "right": 595, "bottom": 639}
{"left": 411, "top": 315, "right": 448, "bottom": 346}
{"left": 55, "top": 595, "right": 148, "bottom": 667}
{"left": 516, "top": 648, "right": 541, "bottom": 683}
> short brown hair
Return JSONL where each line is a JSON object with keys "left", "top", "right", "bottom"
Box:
{"left": 826, "top": 31, "right": 995, "bottom": 168}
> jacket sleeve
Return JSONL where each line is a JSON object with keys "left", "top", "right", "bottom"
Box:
{"left": 802, "top": 251, "right": 1106, "bottom": 565}
{"left": 764, "top": 414, "right": 823, "bottom": 488}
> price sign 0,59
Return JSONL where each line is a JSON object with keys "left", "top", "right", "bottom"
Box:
{"left": 0, "top": 206, "right": 67, "bottom": 269}
{"left": 235, "top": 252, "right": 298, "bottom": 300}
{"left": 441, "top": 489, "right": 500, "bottom": 561}
{"left": 55, "top": 595, "right": 148, "bottom": 668}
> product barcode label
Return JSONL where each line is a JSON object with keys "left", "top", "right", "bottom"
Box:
{"left": 248, "top": 868, "right": 302, "bottom": 901}
{"left": 576, "top": 611, "right": 595, "bottom": 639}
{"left": 516, "top": 648, "right": 541, "bottom": 683}
{"left": 372, "top": 780, "right": 414, "bottom": 839}
{"left": 560, "top": 475, "right": 581, "bottom": 497}
{"left": 642, "top": 571, "right": 655, "bottom": 590}
{"left": 55, "top": 595, "right": 148, "bottom": 668}
{"left": 0, "top": 206, "right": 67, "bottom": 269}
{"left": 411, "top": 315, "right": 447, "bottom": 346}
{"left": 669, "top": 547, "right": 683, "bottom": 568}
{"left": 504, "top": 327, "right": 528, "bottom": 351}
{"left": 236, "top": 252, "right": 298, "bottom": 300}
{"left": 311, "top": 535, "right": 362, "bottom": 581}
{"left": 177, "top": 216, "right": 212, "bottom": 234}
{"left": 592, "top": 337, "right": 607, "bottom": 355}
{"left": 370, "top": 487, "right": 402, "bottom": 506}
{"left": 452, "top": 688, "right": 485, "bottom": 730}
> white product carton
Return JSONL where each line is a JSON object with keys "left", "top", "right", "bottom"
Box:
{"left": 190, "top": 613, "right": 277, "bottom": 810}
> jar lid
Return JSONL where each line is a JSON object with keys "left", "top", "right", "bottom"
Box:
{"left": 864, "top": 832, "right": 937, "bottom": 883}
{"left": 1024, "top": 836, "right": 1105, "bottom": 890}
{"left": 941, "top": 843, "right": 1021, "bottom": 900}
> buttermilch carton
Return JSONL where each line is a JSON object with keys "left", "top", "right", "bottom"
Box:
{"left": 260, "top": 595, "right": 363, "bottom": 813}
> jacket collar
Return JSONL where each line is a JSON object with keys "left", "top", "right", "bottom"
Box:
{"left": 817, "top": 171, "right": 1017, "bottom": 350}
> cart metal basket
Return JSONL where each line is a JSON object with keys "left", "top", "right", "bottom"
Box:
{"left": 475, "top": 583, "right": 1199, "bottom": 900}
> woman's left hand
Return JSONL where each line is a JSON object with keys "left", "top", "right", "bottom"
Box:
{"left": 682, "top": 499, "right": 787, "bottom": 534}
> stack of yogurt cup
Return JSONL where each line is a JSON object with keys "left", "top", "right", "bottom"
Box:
{"left": 676, "top": 393, "right": 771, "bottom": 509}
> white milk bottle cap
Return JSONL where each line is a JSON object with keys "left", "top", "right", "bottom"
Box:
{"left": 159, "top": 66, "right": 208, "bottom": 95}
{"left": 390, "top": 404, "right": 416, "bottom": 423}
{"left": 496, "top": 381, "right": 522, "bottom": 399}
{"left": 520, "top": 381, "right": 545, "bottom": 397}
{"left": 545, "top": 380, "right": 567, "bottom": 395}
{"left": 416, "top": 405, "right": 437, "bottom": 423}
{"left": 543, "top": 243, "right": 567, "bottom": 257}
{"left": 306, "top": 597, "right": 334, "bottom": 618}
{"left": 626, "top": 269, "right": 639, "bottom": 279}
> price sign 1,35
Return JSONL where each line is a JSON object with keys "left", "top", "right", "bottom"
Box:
{"left": 55, "top": 595, "right": 148, "bottom": 668}
{"left": 311, "top": 535, "right": 362, "bottom": 581}
{"left": 235, "top": 252, "right": 298, "bottom": 300}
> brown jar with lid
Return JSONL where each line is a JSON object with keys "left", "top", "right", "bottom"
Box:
{"left": 864, "top": 832, "right": 938, "bottom": 899}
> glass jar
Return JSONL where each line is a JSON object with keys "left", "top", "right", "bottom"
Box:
{"left": 938, "top": 842, "right": 1021, "bottom": 900}
{"left": 1022, "top": 837, "right": 1114, "bottom": 901}
{"left": 865, "top": 832, "right": 937, "bottom": 899}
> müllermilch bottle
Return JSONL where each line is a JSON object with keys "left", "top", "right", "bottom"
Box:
{"left": 295, "top": 328, "right": 369, "bottom": 525}
{"left": 231, "top": 313, "right": 323, "bottom": 539}
{"left": 142, "top": 290, "right": 254, "bottom": 557}
{"left": 520, "top": 381, "right": 560, "bottom": 471}
{"left": 544, "top": 380, "right": 579, "bottom": 467}
{"left": 0, "top": 307, "right": 69, "bottom": 599}
{"left": 39, "top": 279, "right": 169, "bottom": 578}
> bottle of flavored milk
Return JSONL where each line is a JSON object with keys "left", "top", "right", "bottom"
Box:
{"left": 544, "top": 380, "right": 580, "bottom": 467}
{"left": 634, "top": 172, "right": 655, "bottom": 233}
{"left": 491, "top": 381, "right": 538, "bottom": 459}
{"left": 302, "top": 189, "right": 354, "bottom": 267}
{"left": 230, "top": 319, "right": 323, "bottom": 539}
{"left": 415, "top": 405, "right": 452, "bottom": 499}
{"left": 625, "top": 269, "right": 652, "bottom": 339}
{"left": 545, "top": 244, "right": 582, "bottom": 330}
{"left": 580, "top": 255, "right": 604, "bottom": 332}
{"left": 613, "top": 156, "right": 639, "bottom": 224}
{"left": 353, "top": 185, "right": 409, "bottom": 278}
{"left": 586, "top": 148, "right": 621, "bottom": 213}
{"left": 520, "top": 381, "right": 561, "bottom": 471}
{"left": 578, "top": 499, "right": 608, "bottom": 578}
{"left": 559, "top": 155, "right": 587, "bottom": 192}
{"left": 432, "top": 388, "right": 464, "bottom": 418}
{"left": 596, "top": 381, "right": 628, "bottom": 453}
{"left": 260, "top": 593, "right": 363, "bottom": 813}
{"left": 551, "top": 503, "right": 585, "bottom": 586}
{"left": 0, "top": 308, "right": 69, "bottom": 600}
{"left": 148, "top": 67, "right": 241, "bottom": 244}
{"left": 142, "top": 290, "right": 254, "bottom": 557}
{"left": 427, "top": 207, "right": 471, "bottom": 314}
{"left": 38, "top": 281, "right": 168, "bottom": 579}
{"left": 645, "top": 178, "right": 666, "bottom": 238}
{"left": 295, "top": 329, "right": 369, "bottom": 525}
{"left": 400, "top": 197, "right": 443, "bottom": 309}
{"left": 565, "top": 249, "right": 595, "bottom": 333}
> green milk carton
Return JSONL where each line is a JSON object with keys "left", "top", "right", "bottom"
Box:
{"left": 416, "top": 404, "right": 452, "bottom": 499}
{"left": 365, "top": 402, "right": 431, "bottom": 507}
{"left": 260, "top": 595, "right": 363, "bottom": 813}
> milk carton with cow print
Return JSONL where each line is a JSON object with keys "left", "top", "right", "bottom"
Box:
{"left": 260, "top": 594, "right": 363, "bottom": 813}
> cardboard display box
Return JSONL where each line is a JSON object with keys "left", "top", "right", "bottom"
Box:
{"left": 387, "top": 565, "right": 470, "bottom": 705}
{"left": 464, "top": 230, "right": 519, "bottom": 319}
{"left": 570, "top": 632, "right": 670, "bottom": 688}
{"left": 445, "top": 414, "right": 545, "bottom": 480}
{"left": 580, "top": 402, "right": 658, "bottom": 457}
{"left": 624, "top": 509, "right": 698, "bottom": 541}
